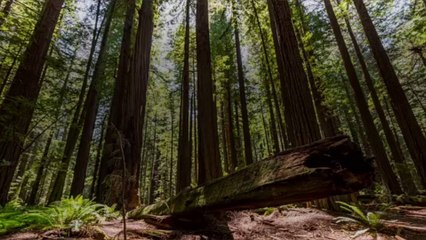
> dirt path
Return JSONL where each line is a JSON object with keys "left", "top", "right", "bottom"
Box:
{"left": 1, "top": 207, "right": 425, "bottom": 240}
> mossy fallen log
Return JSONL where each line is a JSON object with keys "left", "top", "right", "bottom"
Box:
{"left": 140, "top": 136, "right": 374, "bottom": 216}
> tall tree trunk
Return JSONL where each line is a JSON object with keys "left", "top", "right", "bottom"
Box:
{"left": 0, "top": 0, "right": 64, "bottom": 205}
{"left": 261, "top": 107, "right": 271, "bottom": 155}
{"left": 225, "top": 81, "right": 238, "bottom": 172}
{"left": 122, "top": 0, "right": 154, "bottom": 209}
{"left": 192, "top": 66, "right": 198, "bottom": 184}
{"left": 268, "top": 72, "right": 286, "bottom": 151}
{"left": 169, "top": 98, "right": 175, "bottom": 197}
{"left": 323, "top": 0, "right": 402, "bottom": 194}
{"left": 69, "top": 0, "right": 116, "bottom": 197}
{"left": 251, "top": 0, "right": 281, "bottom": 153}
{"left": 232, "top": 0, "right": 253, "bottom": 165}
{"left": 140, "top": 114, "right": 151, "bottom": 203}
{"left": 340, "top": 74, "right": 370, "bottom": 154}
{"left": 27, "top": 131, "right": 53, "bottom": 205}
{"left": 234, "top": 99, "right": 242, "bottom": 162}
{"left": 196, "top": 0, "right": 222, "bottom": 184}
{"left": 342, "top": 107, "right": 359, "bottom": 145}
{"left": 99, "top": 0, "right": 154, "bottom": 210}
{"left": 221, "top": 104, "right": 229, "bottom": 173}
{"left": 344, "top": 17, "right": 418, "bottom": 195}
{"left": 294, "top": 26, "right": 339, "bottom": 138}
{"left": 266, "top": 1, "right": 291, "bottom": 149}
{"left": 90, "top": 115, "right": 106, "bottom": 198}
{"left": 176, "top": 0, "right": 192, "bottom": 193}
{"left": 189, "top": 91, "right": 194, "bottom": 182}
{"left": 262, "top": 71, "right": 280, "bottom": 154}
{"left": 293, "top": 0, "right": 340, "bottom": 138}
{"left": 15, "top": 154, "right": 29, "bottom": 178}
{"left": 96, "top": 0, "right": 136, "bottom": 202}
{"left": 268, "top": 0, "right": 321, "bottom": 146}
{"left": 353, "top": 0, "right": 426, "bottom": 186}
{"left": 27, "top": 48, "right": 76, "bottom": 204}
{"left": 148, "top": 114, "right": 158, "bottom": 204}
{"left": 48, "top": 0, "right": 105, "bottom": 203}
{"left": 0, "top": 45, "right": 22, "bottom": 98}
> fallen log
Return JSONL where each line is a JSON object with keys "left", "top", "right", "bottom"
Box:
{"left": 140, "top": 135, "right": 374, "bottom": 216}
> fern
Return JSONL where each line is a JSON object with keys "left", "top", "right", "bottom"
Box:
{"left": 26, "top": 196, "right": 112, "bottom": 230}
{"left": 0, "top": 196, "right": 118, "bottom": 236}
{"left": 334, "top": 201, "right": 383, "bottom": 238}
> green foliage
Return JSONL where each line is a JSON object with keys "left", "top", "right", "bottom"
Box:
{"left": 0, "top": 196, "right": 118, "bottom": 236}
{"left": 334, "top": 201, "right": 383, "bottom": 238}
{"left": 0, "top": 199, "right": 31, "bottom": 235}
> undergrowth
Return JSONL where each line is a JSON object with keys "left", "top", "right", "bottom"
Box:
{"left": 0, "top": 196, "right": 118, "bottom": 236}
{"left": 334, "top": 201, "right": 383, "bottom": 238}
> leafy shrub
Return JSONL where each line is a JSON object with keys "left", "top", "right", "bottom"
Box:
{"left": 0, "top": 196, "right": 118, "bottom": 236}
{"left": 0, "top": 199, "right": 30, "bottom": 235}
{"left": 334, "top": 201, "right": 383, "bottom": 238}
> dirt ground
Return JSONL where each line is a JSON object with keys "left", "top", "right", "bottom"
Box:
{"left": 2, "top": 207, "right": 426, "bottom": 240}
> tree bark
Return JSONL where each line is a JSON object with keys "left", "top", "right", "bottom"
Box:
{"left": 90, "top": 115, "right": 106, "bottom": 199}
{"left": 268, "top": 0, "right": 321, "bottom": 147}
{"left": 266, "top": 1, "right": 290, "bottom": 149}
{"left": 294, "top": 20, "right": 339, "bottom": 138}
{"left": 261, "top": 108, "right": 272, "bottom": 155}
{"left": 221, "top": 104, "right": 229, "bottom": 173}
{"left": 225, "top": 81, "right": 238, "bottom": 172}
{"left": 148, "top": 115, "right": 158, "bottom": 204}
{"left": 96, "top": 0, "right": 136, "bottom": 203}
{"left": 344, "top": 17, "right": 418, "bottom": 195}
{"left": 169, "top": 98, "right": 175, "bottom": 198}
{"left": 192, "top": 66, "right": 198, "bottom": 183}
{"left": 99, "top": 0, "right": 154, "bottom": 210}
{"left": 0, "top": 0, "right": 64, "bottom": 205}
{"left": 196, "top": 0, "right": 222, "bottom": 184}
{"left": 141, "top": 136, "right": 373, "bottom": 216}
{"left": 323, "top": 0, "right": 402, "bottom": 194}
{"left": 353, "top": 0, "right": 426, "bottom": 186}
{"left": 176, "top": 0, "right": 192, "bottom": 193}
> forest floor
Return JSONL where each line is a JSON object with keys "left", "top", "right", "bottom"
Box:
{"left": 2, "top": 206, "right": 426, "bottom": 240}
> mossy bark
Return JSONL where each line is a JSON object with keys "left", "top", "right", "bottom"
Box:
{"left": 141, "top": 136, "right": 373, "bottom": 216}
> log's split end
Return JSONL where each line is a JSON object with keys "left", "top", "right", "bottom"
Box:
{"left": 134, "top": 135, "right": 374, "bottom": 217}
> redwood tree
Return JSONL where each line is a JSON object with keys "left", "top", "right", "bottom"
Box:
{"left": 176, "top": 0, "right": 192, "bottom": 193}
{"left": 0, "top": 0, "right": 65, "bottom": 205}
{"left": 196, "top": 0, "right": 222, "bottom": 184}
{"left": 268, "top": 0, "right": 321, "bottom": 147}
{"left": 69, "top": 0, "right": 117, "bottom": 197}
{"left": 323, "top": 0, "right": 402, "bottom": 194}
{"left": 352, "top": 0, "right": 426, "bottom": 186}
{"left": 96, "top": 0, "right": 136, "bottom": 204}
{"left": 344, "top": 16, "right": 418, "bottom": 195}
{"left": 98, "top": 0, "right": 154, "bottom": 210}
